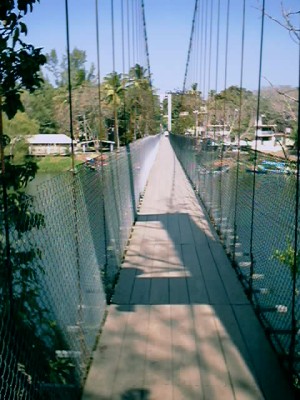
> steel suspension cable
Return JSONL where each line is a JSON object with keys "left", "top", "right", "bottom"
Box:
{"left": 95, "top": 0, "right": 109, "bottom": 271}
{"left": 211, "top": 0, "right": 220, "bottom": 219}
{"left": 110, "top": 0, "right": 119, "bottom": 149}
{"left": 64, "top": 0, "right": 87, "bottom": 374}
{"left": 199, "top": 0, "right": 204, "bottom": 95}
{"left": 127, "top": 0, "right": 131, "bottom": 70}
{"left": 121, "top": 0, "right": 126, "bottom": 74}
{"left": 141, "top": 0, "right": 152, "bottom": 86}
{"left": 121, "top": 0, "right": 130, "bottom": 143}
{"left": 131, "top": 0, "right": 136, "bottom": 65}
{"left": 95, "top": 0, "right": 103, "bottom": 142}
{"left": 183, "top": 0, "right": 199, "bottom": 93}
{"left": 111, "top": 0, "right": 116, "bottom": 73}
{"left": 218, "top": 0, "right": 231, "bottom": 232}
{"left": 203, "top": 0, "right": 209, "bottom": 99}
{"left": 206, "top": 0, "right": 213, "bottom": 128}
{"left": 194, "top": 6, "right": 200, "bottom": 87}
{"left": 249, "top": 0, "right": 266, "bottom": 299}
{"left": 140, "top": 1, "right": 145, "bottom": 67}
{"left": 137, "top": 0, "right": 140, "bottom": 65}
{"left": 290, "top": 16, "right": 300, "bottom": 373}
{"left": 233, "top": 0, "right": 246, "bottom": 266}
{"left": 65, "top": 0, "right": 75, "bottom": 171}
{"left": 203, "top": 0, "right": 214, "bottom": 211}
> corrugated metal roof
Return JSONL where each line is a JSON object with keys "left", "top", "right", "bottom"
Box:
{"left": 27, "top": 134, "right": 72, "bottom": 144}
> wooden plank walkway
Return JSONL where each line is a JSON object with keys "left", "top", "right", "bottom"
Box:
{"left": 82, "top": 137, "right": 294, "bottom": 400}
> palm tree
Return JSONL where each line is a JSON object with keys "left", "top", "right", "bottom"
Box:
{"left": 103, "top": 72, "right": 125, "bottom": 149}
{"left": 126, "top": 64, "right": 152, "bottom": 139}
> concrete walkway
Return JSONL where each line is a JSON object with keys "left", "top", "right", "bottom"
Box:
{"left": 82, "top": 137, "right": 294, "bottom": 400}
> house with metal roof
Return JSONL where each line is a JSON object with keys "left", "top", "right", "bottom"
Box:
{"left": 27, "top": 134, "right": 73, "bottom": 156}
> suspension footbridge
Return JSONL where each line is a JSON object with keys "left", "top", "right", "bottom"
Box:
{"left": 82, "top": 137, "right": 293, "bottom": 400}
{"left": 0, "top": 1, "right": 299, "bottom": 399}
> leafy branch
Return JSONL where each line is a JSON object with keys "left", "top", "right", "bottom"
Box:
{"left": 0, "top": 0, "right": 46, "bottom": 118}
{"left": 273, "top": 240, "right": 300, "bottom": 280}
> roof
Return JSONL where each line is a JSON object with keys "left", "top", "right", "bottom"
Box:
{"left": 27, "top": 134, "right": 73, "bottom": 145}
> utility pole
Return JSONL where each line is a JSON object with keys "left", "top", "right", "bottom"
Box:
{"left": 167, "top": 93, "right": 172, "bottom": 132}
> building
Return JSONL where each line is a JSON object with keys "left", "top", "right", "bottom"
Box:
{"left": 251, "top": 116, "right": 287, "bottom": 153}
{"left": 205, "top": 124, "right": 232, "bottom": 141}
{"left": 27, "top": 134, "right": 73, "bottom": 156}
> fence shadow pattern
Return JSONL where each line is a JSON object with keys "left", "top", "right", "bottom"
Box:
{"left": 170, "top": 133, "right": 300, "bottom": 385}
{"left": 0, "top": 135, "right": 160, "bottom": 399}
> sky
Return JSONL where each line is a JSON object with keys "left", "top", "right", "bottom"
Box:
{"left": 23, "top": 0, "right": 300, "bottom": 95}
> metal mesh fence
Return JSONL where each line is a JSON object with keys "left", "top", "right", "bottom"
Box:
{"left": 0, "top": 134, "right": 160, "bottom": 399}
{"left": 170, "top": 133, "right": 300, "bottom": 382}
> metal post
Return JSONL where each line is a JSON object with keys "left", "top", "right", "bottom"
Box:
{"left": 168, "top": 93, "right": 172, "bottom": 132}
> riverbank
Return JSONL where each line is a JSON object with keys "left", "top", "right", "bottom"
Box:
{"left": 36, "top": 155, "right": 87, "bottom": 173}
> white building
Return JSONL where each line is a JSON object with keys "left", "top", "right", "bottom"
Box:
{"left": 251, "top": 116, "right": 287, "bottom": 153}
{"left": 27, "top": 134, "right": 73, "bottom": 156}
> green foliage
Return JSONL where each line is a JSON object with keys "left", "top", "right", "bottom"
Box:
{"left": 273, "top": 240, "right": 300, "bottom": 280}
{"left": 22, "top": 80, "right": 58, "bottom": 133}
{"left": 103, "top": 72, "right": 125, "bottom": 106}
{"left": 46, "top": 47, "right": 95, "bottom": 88}
{"left": 101, "top": 66, "right": 159, "bottom": 145}
{"left": 49, "top": 357, "right": 75, "bottom": 385}
{"left": 0, "top": 0, "right": 46, "bottom": 119}
{"left": 123, "top": 64, "right": 158, "bottom": 141}
{"left": 170, "top": 91, "right": 195, "bottom": 134}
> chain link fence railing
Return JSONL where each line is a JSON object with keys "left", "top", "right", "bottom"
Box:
{"left": 170, "top": 133, "right": 300, "bottom": 386}
{"left": 0, "top": 134, "right": 160, "bottom": 399}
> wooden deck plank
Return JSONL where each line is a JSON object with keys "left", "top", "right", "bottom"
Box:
{"left": 192, "top": 305, "right": 235, "bottom": 399}
{"left": 130, "top": 276, "right": 151, "bottom": 305}
{"left": 209, "top": 241, "right": 249, "bottom": 305}
{"left": 111, "top": 306, "right": 150, "bottom": 398}
{"left": 233, "top": 304, "right": 294, "bottom": 400}
{"left": 150, "top": 277, "right": 169, "bottom": 304}
{"left": 82, "top": 305, "right": 131, "bottom": 399}
{"left": 195, "top": 245, "right": 231, "bottom": 304}
{"left": 213, "top": 304, "right": 265, "bottom": 400}
{"left": 144, "top": 305, "right": 173, "bottom": 395}
{"left": 171, "top": 305, "right": 203, "bottom": 399}
{"left": 112, "top": 268, "right": 136, "bottom": 304}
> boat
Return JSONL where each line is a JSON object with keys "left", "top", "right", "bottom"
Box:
{"left": 246, "top": 166, "right": 267, "bottom": 174}
{"left": 246, "top": 160, "right": 294, "bottom": 175}
{"left": 197, "top": 164, "right": 230, "bottom": 175}
{"left": 260, "top": 160, "right": 292, "bottom": 174}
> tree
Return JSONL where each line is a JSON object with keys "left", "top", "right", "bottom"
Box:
{"left": 206, "top": 86, "right": 256, "bottom": 139}
{"left": 0, "top": 1, "right": 46, "bottom": 119}
{"left": 22, "top": 79, "right": 58, "bottom": 133}
{"left": 170, "top": 86, "right": 203, "bottom": 134}
{"left": 103, "top": 72, "right": 125, "bottom": 148}
{"left": 46, "top": 47, "right": 95, "bottom": 88}
{"left": 126, "top": 64, "right": 149, "bottom": 140}
{"left": 3, "top": 111, "right": 39, "bottom": 159}
{"left": 262, "top": 3, "right": 299, "bottom": 149}
{"left": 45, "top": 49, "right": 61, "bottom": 86}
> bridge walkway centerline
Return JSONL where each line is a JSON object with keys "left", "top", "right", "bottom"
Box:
{"left": 82, "top": 137, "right": 294, "bottom": 400}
